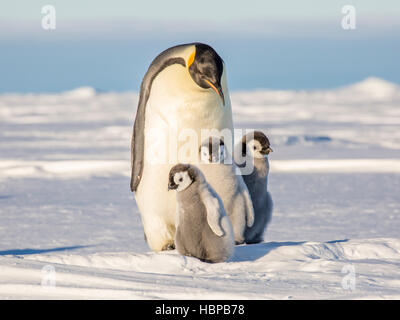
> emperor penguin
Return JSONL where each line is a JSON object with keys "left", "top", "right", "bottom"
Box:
{"left": 198, "top": 137, "right": 254, "bottom": 244}
{"left": 130, "top": 43, "right": 234, "bottom": 252}
{"left": 168, "top": 164, "right": 234, "bottom": 263}
{"left": 236, "top": 131, "right": 273, "bottom": 244}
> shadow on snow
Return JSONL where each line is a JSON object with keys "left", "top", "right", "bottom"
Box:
{"left": 232, "top": 239, "right": 349, "bottom": 262}
{"left": 0, "top": 245, "right": 90, "bottom": 256}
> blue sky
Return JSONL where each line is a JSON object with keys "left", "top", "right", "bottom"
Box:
{"left": 0, "top": 0, "right": 399, "bottom": 93}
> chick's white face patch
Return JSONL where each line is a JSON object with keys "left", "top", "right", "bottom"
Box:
{"left": 200, "top": 146, "right": 211, "bottom": 163}
{"left": 200, "top": 144, "right": 225, "bottom": 164}
{"left": 174, "top": 171, "right": 193, "bottom": 192}
{"left": 247, "top": 139, "right": 264, "bottom": 158}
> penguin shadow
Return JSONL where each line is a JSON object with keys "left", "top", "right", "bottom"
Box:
{"left": 0, "top": 245, "right": 91, "bottom": 256}
{"left": 231, "top": 241, "right": 307, "bottom": 262}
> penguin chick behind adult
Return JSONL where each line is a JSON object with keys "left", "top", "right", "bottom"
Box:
{"left": 236, "top": 131, "right": 273, "bottom": 244}
{"left": 168, "top": 164, "right": 234, "bottom": 263}
{"left": 198, "top": 137, "right": 254, "bottom": 245}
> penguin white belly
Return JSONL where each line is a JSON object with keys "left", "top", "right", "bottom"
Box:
{"left": 134, "top": 107, "right": 178, "bottom": 252}
{"left": 135, "top": 82, "right": 233, "bottom": 251}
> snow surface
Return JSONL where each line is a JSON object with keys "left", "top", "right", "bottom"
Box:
{"left": 0, "top": 77, "right": 399, "bottom": 299}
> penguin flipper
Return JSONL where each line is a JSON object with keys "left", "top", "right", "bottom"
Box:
{"left": 199, "top": 185, "right": 225, "bottom": 237}
{"left": 130, "top": 84, "right": 147, "bottom": 192}
{"left": 243, "top": 188, "right": 255, "bottom": 227}
{"left": 236, "top": 175, "right": 255, "bottom": 228}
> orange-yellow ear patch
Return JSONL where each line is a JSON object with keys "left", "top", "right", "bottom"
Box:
{"left": 187, "top": 49, "right": 196, "bottom": 69}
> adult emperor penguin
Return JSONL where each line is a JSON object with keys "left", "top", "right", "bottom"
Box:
{"left": 130, "top": 43, "right": 234, "bottom": 252}
{"left": 198, "top": 137, "right": 254, "bottom": 244}
{"left": 236, "top": 131, "right": 273, "bottom": 244}
{"left": 168, "top": 164, "right": 234, "bottom": 263}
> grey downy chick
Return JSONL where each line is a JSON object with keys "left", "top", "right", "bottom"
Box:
{"left": 236, "top": 131, "right": 273, "bottom": 244}
{"left": 168, "top": 163, "right": 234, "bottom": 263}
{"left": 198, "top": 137, "right": 254, "bottom": 245}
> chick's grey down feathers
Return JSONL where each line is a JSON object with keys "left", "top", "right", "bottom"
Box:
{"left": 239, "top": 131, "right": 273, "bottom": 244}
{"left": 170, "top": 164, "right": 234, "bottom": 263}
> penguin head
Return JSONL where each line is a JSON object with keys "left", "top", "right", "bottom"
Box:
{"left": 146, "top": 43, "right": 227, "bottom": 107}
{"left": 200, "top": 137, "right": 225, "bottom": 164}
{"left": 242, "top": 131, "right": 273, "bottom": 159}
{"left": 168, "top": 164, "right": 199, "bottom": 192}
{"left": 187, "top": 43, "right": 225, "bottom": 105}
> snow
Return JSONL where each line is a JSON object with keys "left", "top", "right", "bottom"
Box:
{"left": 340, "top": 77, "right": 400, "bottom": 100}
{"left": 61, "top": 87, "right": 97, "bottom": 100}
{"left": 1, "top": 239, "right": 399, "bottom": 299}
{"left": 0, "top": 77, "right": 399, "bottom": 299}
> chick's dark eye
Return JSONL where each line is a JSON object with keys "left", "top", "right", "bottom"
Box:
{"left": 179, "top": 178, "right": 183, "bottom": 182}
{"left": 253, "top": 146, "right": 257, "bottom": 150}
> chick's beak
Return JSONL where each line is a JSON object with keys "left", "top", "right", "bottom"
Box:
{"left": 261, "top": 147, "right": 273, "bottom": 155}
{"left": 168, "top": 181, "right": 178, "bottom": 191}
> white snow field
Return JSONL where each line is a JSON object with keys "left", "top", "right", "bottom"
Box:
{"left": 0, "top": 77, "right": 399, "bottom": 299}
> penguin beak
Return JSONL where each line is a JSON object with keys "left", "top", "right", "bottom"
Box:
{"left": 204, "top": 79, "right": 225, "bottom": 106}
{"left": 261, "top": 147, "right": 273, "bottom": 155}
{"left": 168, "top": 181, "right": 178, "bottom": 191}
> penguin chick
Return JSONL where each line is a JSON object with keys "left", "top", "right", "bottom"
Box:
{"left": 237, "top": 131, "right": 273, "bottom": 244}
{"left": 198, "top": 137, "right": 254, "bottom": 245}
{"left": 168, "top": 164, "right": 234, "bottom": 263}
